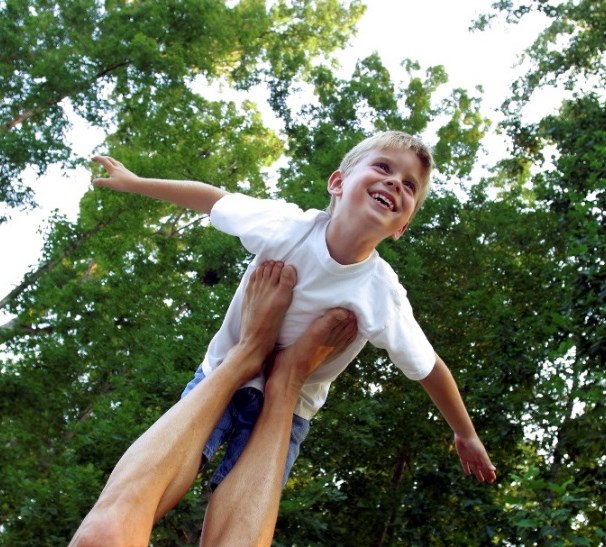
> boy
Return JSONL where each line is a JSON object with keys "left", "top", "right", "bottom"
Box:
{"left": 92, "top": 131, "right": 496, "bottom": 497}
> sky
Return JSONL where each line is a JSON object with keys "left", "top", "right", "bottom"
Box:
{"left": 0, "top": 0, "right": 552, "bottom": 321}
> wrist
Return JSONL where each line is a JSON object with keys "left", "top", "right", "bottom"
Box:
{"left": 453, "top": 430, "right": 478, "bottom": 441}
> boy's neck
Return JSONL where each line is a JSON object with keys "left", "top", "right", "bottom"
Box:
{"left": 325, "top": 218, "right": 380, "bottom": 265}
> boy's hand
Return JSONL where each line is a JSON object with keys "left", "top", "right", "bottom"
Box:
{"left": 92, "top": 156, "right": 140, "bottom": 192}
{"left": 454, "top": 433, "right": 497, "bottom": 483}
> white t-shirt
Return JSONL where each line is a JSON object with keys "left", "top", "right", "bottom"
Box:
{"left": 197, "top": 193, "right": 435, "bottom": 419}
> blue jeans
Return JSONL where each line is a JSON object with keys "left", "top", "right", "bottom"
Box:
{"left": 182, "top": 367, "right": 310, "bottom": 487}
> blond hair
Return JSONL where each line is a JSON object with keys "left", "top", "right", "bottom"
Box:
{"left": 328, "top": 131, "right": 434, "bottom": 220}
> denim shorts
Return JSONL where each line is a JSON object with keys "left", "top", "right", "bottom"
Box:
{"left": 182, "top": 366, "right": 310, "bottom": 488}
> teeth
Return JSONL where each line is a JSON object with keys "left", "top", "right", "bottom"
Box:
{"left": 371, "top": 192, "right": 394, "bottom": 211}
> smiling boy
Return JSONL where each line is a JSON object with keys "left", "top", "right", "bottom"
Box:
{"left": 91, "top": 131, "right": 496, "bottom": 506}
{"left": 325, "top": 145, "right": 425, "bottom": 263}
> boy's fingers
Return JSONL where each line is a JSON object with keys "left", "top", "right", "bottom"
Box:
{"left": 463, "top": 459, "right": 497, "bottom": 483}
{"left": 91, "top": 155, "right": 108, "bottom": 165}
{"left": 468, "top": 463, "right": 482, "bottom": 482}
{"left": 92, "top": 155, "right": 121, "bottom": 170}
{"left": 476, "top": 463, "right": 496, "bottom": 483}
{"left": 485, "top": 466, "right": 497, "bottom": 483}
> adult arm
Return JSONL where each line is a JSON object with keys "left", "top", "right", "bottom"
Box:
{"left": 92, "top": 155, "right": 227, "bottom": 214}
{"left": 419, "top": 355, "right": 497, "bottom": 483}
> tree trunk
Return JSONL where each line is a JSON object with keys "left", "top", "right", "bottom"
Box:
{"left": 375, "top": 448, "right": 410, "bottom": 547}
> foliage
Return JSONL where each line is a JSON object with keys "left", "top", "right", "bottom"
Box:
{"left": 471, "top": 0, "right": 606, "bottom": 543}
{"left": 0, "top": 0, "right": 604, "bottom": 545}
{"left": 0, "top": 0, "right": 363, "bottom": 220}
{"left": 474, "top": 0, "right": 606, "bottom": 102}
{"left": 0, "top": 0, "right": 363, "bottom": 543}
{"left": 277, "top": 53, "right": 488, "bottom": 211}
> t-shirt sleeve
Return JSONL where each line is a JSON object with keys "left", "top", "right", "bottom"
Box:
{"left": 210, "top": 193, "right": 306, "bottom": 255}
{"left": 371, "top": 283, "right": 436, "bottom": 381}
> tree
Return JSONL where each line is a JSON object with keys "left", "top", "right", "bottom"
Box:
{"left": 3, "top": 1, "right": 604, "bottom": 544}
{"left": 271, "top": 3, "right": 606, "bottom": 541}
{"left": 0, "top": 96, "right": 284, "bottom": 544}
{"left": 0, "top": 0, "right": 363, "bottom": 220}
{"left": 471, "top": 1, "right": 606, "bottom": 543}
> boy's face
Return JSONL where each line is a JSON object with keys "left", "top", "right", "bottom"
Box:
{"left": 327, "top": 148, "right": 423, "bottom": 241}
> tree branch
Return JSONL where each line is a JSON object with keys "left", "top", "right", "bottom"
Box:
{"left": 4, "top": 60, "right": 131, "bottom": 130}
{"left": 0, "top": 219, "right": 109, "bottom": 312}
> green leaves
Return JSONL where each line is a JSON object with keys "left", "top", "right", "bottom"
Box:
{"left": 0, "top": 0, "right": 363, "bottom": 219}
{"left": 1, "top": 0, "right": 605, "bottom": 544}
{"left": 468, "top": 1, "right": 606, "bottom": 543}
{"left": 276, "top": 53, "right": 489, "bottom": 213}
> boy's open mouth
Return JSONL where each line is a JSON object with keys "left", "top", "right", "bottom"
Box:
{"left": 370, "top": 192, "right": 395, "bottom": 211}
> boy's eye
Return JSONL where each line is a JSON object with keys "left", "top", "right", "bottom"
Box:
{"left": 374, "top": 162, "right": 417, "bottom": 194}
{"left": 404, "top": 180, "right": 417, "bottom": 194}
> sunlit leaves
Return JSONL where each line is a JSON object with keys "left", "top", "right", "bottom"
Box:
{"left": 0, "top": 0, "right": 363, "bottom": 218}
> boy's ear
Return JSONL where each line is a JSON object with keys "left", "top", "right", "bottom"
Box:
{"left": 327, "top": 170, "right": 344, "bottom": 196}
{"left": 392, "top": 222, "right": 409, "bottom": 241}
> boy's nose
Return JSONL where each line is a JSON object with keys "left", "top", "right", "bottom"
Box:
{"left": 385, "top": 178, "right": 402, "bottom": 193}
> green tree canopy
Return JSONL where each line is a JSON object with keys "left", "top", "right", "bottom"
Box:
{"left": 471, "top": 0, "right": 606, "bottom": 542}
{"left": 1, "top": 1, "right": 604, "bottom": 545}
{"left": 0, "top": 0, "right": 363, "bottom": 219}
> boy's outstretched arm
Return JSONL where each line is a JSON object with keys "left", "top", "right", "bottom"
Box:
{"left": 91, "top": 155, "right": 228, "bottom": 214}
{"left": 419, "top": 355, "right": 497, "bottom": 483}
